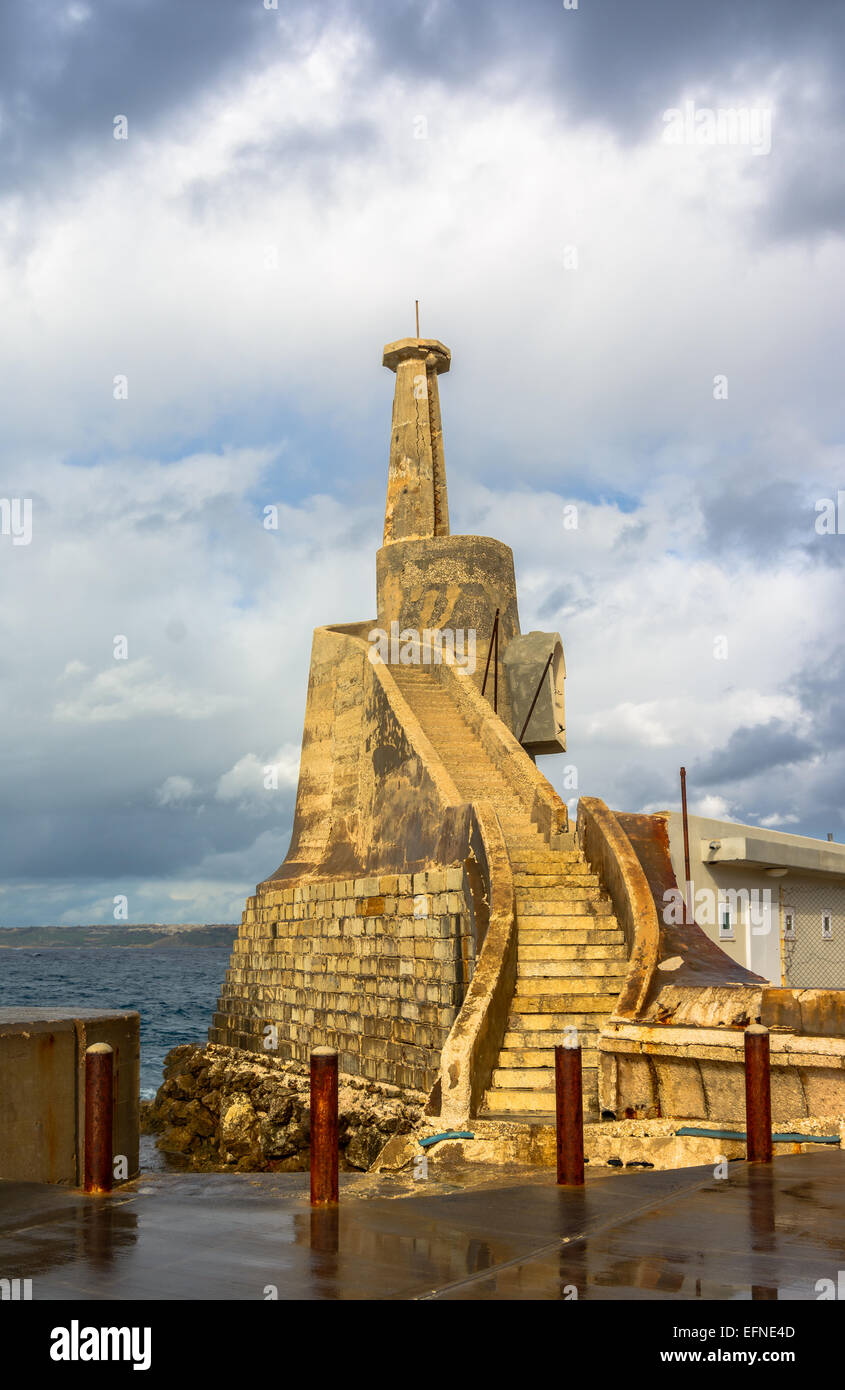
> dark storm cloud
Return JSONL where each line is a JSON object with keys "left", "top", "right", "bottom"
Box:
{"left": 6, "top": 2, "right": 843, "bottom": 180}
{"left": 692, "top": 719, "right": 817, "bottom": 787}
{"left": 698, "top": 480, "right": 810, "bottom": 559}
{"left": 793, "top": 645, "right": 845, "bottom": 750}
{"left": 0, "top": 0, "right": 268, "bottom": 192}
{"left": 0, "top": 796, "right": 293, "bottom": 881}
{"left": 344, "top": 0, "right": 835, "bottom": 121}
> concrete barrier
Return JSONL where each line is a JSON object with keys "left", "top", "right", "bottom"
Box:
{"left": 0, "top": 1008, "right": 139, "bottom": 1185}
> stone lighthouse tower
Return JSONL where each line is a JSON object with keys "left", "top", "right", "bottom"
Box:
{"left": 212, "top": 328, "right": 582, "bottom": 1121}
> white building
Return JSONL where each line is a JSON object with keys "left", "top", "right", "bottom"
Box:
{"left": 663, "top": 813, "right": 845, "bottom": 987}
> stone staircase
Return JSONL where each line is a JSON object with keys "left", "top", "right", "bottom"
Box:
{"left": 391, "top": 667, "right": 627, "bottom": 1122}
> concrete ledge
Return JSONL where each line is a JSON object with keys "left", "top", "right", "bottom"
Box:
{"left": 438, "top": 802, "right": 517, "bottom": 1127}
{"left": 381, "top": 1113, "right": 844, "bottom": 1173}
{"left": 762, "top": 987, "right": 845, "bottom": 1037}
{"left": 598, "top": 1018, "right": 845, "bottom": 1123}
{"left": 0, "top": 1008, "right": 139, "bottom": 1185}
{"left": 370, "top": 654, "right": 463, "bottom": 810}
{"left": 577, "top": 797, "right": 659, "bottom": 1019}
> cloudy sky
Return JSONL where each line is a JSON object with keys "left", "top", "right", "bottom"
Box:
{"left": 1, "top": 0, "right": 843, "bottom": 926}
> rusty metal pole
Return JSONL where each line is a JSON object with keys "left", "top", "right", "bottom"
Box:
{"left": 481, "top": 608, "right": 499, "bottom": 705}
{"left": 84, "top": 1043, "right": 114, "bottom": 1194}
{"left": 680, "top": 766, "right": 692, "bottom": 924}
{"left": 310, "top": 1047, "right": 339, "bottom": 1205}
{"left": 555, "top": 1042, "right": 584, "bottom": 1186}
{"left": 744, "top": 1025, "right": 773, "bottom": 1164}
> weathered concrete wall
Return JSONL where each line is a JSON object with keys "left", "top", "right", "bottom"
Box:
{"left": 375, "top": 533, "right": 521, "bottom": 729}
{"left": 0, "top": 1008, "right": 140, "bottom": 1184}
{"left": 599, "top": 1014, "right": 845, "bottom": 1124}
{"left": 577, "top": 797, "right": 659, "bottom": 1019}
{"left": 503, "top": 630, "right": 565, "bottom": 756}
{"left": 212, "top": 624, "right": 528, "bottom": 1096}
{"left": 574, "top": 804, "right": 845, "bottom": 1123}
{"left": 437, "top": 801, "right": 517, "bottom": 1127}
{"left": 381, "top": 337, "right": 451, "bottom": 543}
{"left": 269, "top": 625, "right": 468, "bottom": 883}
{"left": 210, "top": 867, "right": 475, "bottom": 1093}
{"left": 436, "top": 655, "right": 569, "bottom": 840}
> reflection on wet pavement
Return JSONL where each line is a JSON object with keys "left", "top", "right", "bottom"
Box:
{"left": 0, "top": 1152, "right": 841, "bottom": 1300}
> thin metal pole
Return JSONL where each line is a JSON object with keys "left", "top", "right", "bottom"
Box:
{"left": 493, "top": 613, "right": 499, "bottom": 715}
{"left": 555, "top": 1042, "right": 584, "bottom": 1186}
{"left": 680, "top": 765, "right": 692, "bottom": 924}
{"left": 744, "top": 1025, "right": 773, "bottom": 1163}
{"left": 519, "top": 651, "right": 554, "bottom": 744}
{"left": 84, "top": 1043, "right": 114, "bottom": 1194}
{"left": 310, "top": 1047, "right": 339, "bottom": 1205}
{"left": 415, "top": 300, "right": 420, "bottom": 338}
{"left": 481, "top": 608, "right": 499, "bottom": 700}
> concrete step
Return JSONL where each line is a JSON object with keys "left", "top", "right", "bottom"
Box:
{"left": 505, "top": 1012, "right": 608, "bottom": 1033}
{"left": 515, "top": 878, "right": 600, "bottom": 896}
{"left": 511, "top": 845, "right": 583, "bottom": 856}
{"left": 516, "top": 973, "right": 626, "bottom": 994}
{"left": 491, "top": 1058, "right": 599, "bottom": 1086}
{"left": 517, "top": 896, "right": 613, "bottom": 914}
{"left": 502, "top": 1029, "right": 599, "bottom": 1050}
{"left": 483, "top": 1074, "right": 598, "bottom": 1115}
{"left": 511, "top": 852, "right": 584, "bottom": 869}
{"left": 518, "top": 942, "right": 627, "bottom": 961}
{"left": 512, "top": 869, "right": 594, "bottom": 885}
{"left": 511, "top": 992, "right": 620, "bottom": 1013}
{"left": 518, "top": 915, "right": 622, "bottom": 933}
{"left": 517, "top": 928, "right": 625, "bottom": 946}
{"left": 517, "top": 959, "right": 627, "bottom": 980}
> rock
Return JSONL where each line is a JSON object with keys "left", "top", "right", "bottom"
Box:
{"left": 220, "top": 1096, "right": 258, "bottom": 1155}
{"left": 148, "top": 1042, "right": 427, "bottom": 1172}
{"left": 139, "top": 1099, "right": 164, "bottom": 1135}
{"left": 371, "top": 1132, "right": 418, "bottom": 1171}
{"left": 345, "top": 1128, "right": 387, "bottom": 1171}
{"left": 158, "top": 1125, "right": 194, "bottom": 1154}
{"left": 184, "top": 1100, "right": 216, "bottom": 1138}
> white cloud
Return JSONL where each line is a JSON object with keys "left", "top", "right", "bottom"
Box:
{"left": 53, "top": 659, "right": 242, "bottom": 724}
{"left": 216, "top": 746, "right": 301, "bottom": 811}
{"left": 156, "top": 775, "right": 195, "bottom": 807}
{"left": 0, "top": 18, "right": 841, "bottom": 924}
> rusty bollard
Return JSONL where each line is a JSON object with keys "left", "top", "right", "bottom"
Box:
{"left": 310, "top": 1047, "right": 339, "bottom": 1206}
{"left": 555, "top": 1040, "right": 585, "bottom": 1187}
{"left": 84, "top": 1043, "right": 114, "bottom": 1194}
{"left": 744, "top": 1024, "right": 773, "bottom": 1164}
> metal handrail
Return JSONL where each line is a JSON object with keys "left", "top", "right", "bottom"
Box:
{"left": 480, "top": 607, "right": 500, "bottom": 714}
{"left": 518, "top": 650, "right": 554, "bottom": 744}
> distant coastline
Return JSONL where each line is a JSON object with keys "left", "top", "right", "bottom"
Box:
{"left": 0, "top": 924, "right": 238, "bottom": 949}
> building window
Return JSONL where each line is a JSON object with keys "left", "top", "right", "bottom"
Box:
{"left": 822, "top": 912, "right": 833, "bottom": 940}
{"left": 783, "top": 910, "right": 795, "bottom": 940}
{"left": 719, "top": 907, "right": 734, "bottom": 941}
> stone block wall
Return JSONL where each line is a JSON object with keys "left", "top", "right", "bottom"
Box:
{"left": 210, "top": 867, "right": 475, "bottom": 1094}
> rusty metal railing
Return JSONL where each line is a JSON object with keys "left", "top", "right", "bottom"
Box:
{"left": 518, "top": 650, "right": 554, "bottom": 744}
{"left": 480, "top": 607, "right": 500, "bottom": 714}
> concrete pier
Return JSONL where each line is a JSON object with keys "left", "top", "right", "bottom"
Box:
{"left": 0, "top": 1151, "right": 842, "bottom": 1300}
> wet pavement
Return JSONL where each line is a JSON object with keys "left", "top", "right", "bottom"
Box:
{"left": 0, "top": 1152, "right": 842, "bottom": 1300}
